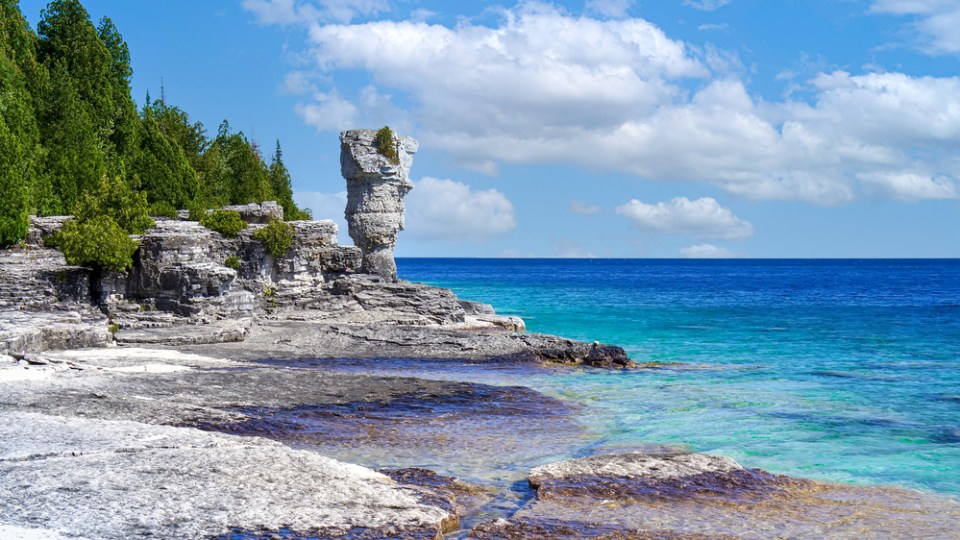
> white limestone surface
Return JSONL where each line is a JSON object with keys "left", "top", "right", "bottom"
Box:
{"left": 0, "top": 412, "right": 451, "bottom": 539}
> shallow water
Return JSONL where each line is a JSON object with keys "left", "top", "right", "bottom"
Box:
{"left": 394, "top": 258, "right": 960, "bottom": 497}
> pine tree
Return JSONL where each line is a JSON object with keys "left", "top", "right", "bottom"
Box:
{"left": 225, "top": 131, "right": 272, "bottom": 205}
{"left": 130, "top": 98, "right": 198, "bottom": 208}
{"left": 97, "top": 16, "right": 138, "bottom": 162}
{"left": 0, "top": 51, "right": 37, "bottom": 245}
{"left": 36, "top": 0, "right": 114, "bottom": 139}
{"left": 39, "top": 62, "right": 106, "bottom": 214}
{"left": 268, "top": 140, "right": 309, "bottom": 220}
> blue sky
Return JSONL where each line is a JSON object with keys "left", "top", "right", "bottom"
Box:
{"left": 19, "top": 0, "right": 960, "bottom": 257}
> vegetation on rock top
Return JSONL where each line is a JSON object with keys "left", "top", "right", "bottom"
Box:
{"left": 374, "top": 126, "right": 399, "bottom": 165}
{"left": 200, "top": 209, "right": 247, "bottom": 238}
{"left": 0, "top": 0, "right": 310, "bottom": 250}
{"left": 254, "top": 219, "right": 295, "bottom": 257}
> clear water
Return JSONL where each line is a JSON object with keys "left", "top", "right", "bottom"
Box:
{"left": 395, "top": 258, "right": 960, "bottom": 497}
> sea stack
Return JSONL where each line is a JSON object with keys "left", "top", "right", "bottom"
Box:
{"left": 340, "top": 128, "right": 418, "bottom": 281}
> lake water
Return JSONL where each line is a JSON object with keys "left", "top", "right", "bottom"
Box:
{"left": 395, "top": 258, "right": 960, "bottom": 497}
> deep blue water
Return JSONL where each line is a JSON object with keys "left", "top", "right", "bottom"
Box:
{"left": 396, "top": 258, "right": 960, "bottom": 496}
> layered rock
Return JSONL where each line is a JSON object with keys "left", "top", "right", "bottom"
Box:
{"left": 470, "top": 451, "right": 960, "bottom": 539}
{"left": 340, "top": 128, "right": 418, "bottom": 281}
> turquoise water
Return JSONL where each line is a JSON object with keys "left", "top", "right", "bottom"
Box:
{"left": 396, "top": 259, "right": 960, "bottom": 496}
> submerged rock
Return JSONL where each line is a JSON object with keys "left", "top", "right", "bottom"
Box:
{"left": 469, "top": 451, "right": 960, "bottom": 539}
{"left": 340, "top": 128, "right": 418, "bottom": 281}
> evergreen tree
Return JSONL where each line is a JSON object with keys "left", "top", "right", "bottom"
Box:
{"left": 268, "top": 140, "right": 309, "bottom": 220}
{"left": 96, "top": 16, "right": 138, "bottom": 162}
{"left": 35, "top": 0, "right": 114, "bottom": 213}
{"left": 0, "top": 51, "right": 38, "bottom": 245}
{"left": 224, "top": 131, "right": 271, "bottom": 205}
{"left": 36, "top": 0, "right": 114, "bottom": 138}
{"left": 129, "top": 98, "right": 198, "bottom": 208}
{"left": 0, "top": 1, "right": 315, "bottom": 244}
{"left": 152, "top": 100, "right": 207, "bottom": 172}
{"left": 38, "top": 62, "right": 106, "bottom": 214}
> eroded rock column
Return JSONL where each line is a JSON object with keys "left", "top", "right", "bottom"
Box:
{"left": 340, "top": 129, "right": 418, "bottom": 281}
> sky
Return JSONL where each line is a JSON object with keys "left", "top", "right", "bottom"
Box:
{"left": 18, "top": 0, "right": 960, "bottom": 258}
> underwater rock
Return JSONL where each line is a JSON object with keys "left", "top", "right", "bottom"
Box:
{"left": 468, "top": 451, "right": 960, "bottom": 539}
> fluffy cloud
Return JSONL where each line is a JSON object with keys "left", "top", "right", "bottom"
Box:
{"left": 871, "top": 0, "right": 960, "bottom": 54}
{"left": 682, "top": 0, "right": 731, "bottom": 11}
{"left": 405, "top": 178, "right": 516, "bottom": 241}
{"left": 858, "top": 171, "right": 958, "bottom": 201}
{"left": 679, "top": 243, "right": 736, "bottom": 258}
{"left": 294, "top": 90, "right": 357, "bottom": 131}
{"left": 253, "top": 2, "right": 960, "bottom": 205}
{"left": 615, "top": 197, "right": 754, "bottom": 240}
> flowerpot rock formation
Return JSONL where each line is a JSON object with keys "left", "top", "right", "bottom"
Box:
{"left": 340, "top": 129, "right": 418, "bottom": 281}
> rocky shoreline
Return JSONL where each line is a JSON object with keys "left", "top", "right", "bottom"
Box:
{"left": 3, "top": 130, "right": 959, "bottom": 538}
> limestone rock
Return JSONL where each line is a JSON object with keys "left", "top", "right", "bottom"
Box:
{"left": 341, "top": 128, "right": 418, "bottom": 280}
{"left": 468, "top": 451, "right": 960, "bottom": 539}
{"left": 219, "top": 201, "right": 284, "bottom": 223}
{"left": 0, "top": 310, "right": 110, "bottom": 356}
{"left": 0, "top": 247, "right": 92, "bottom": 310}
{"left": 25, "top": 215, "right": 70, "bottom": 246}
{"left": 0, "top": 412, "right": 455, "bottom": 540}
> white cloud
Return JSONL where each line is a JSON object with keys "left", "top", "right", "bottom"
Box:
{"left": 280, "top": 71, "right": 315, "bottom": 95}
{"left": 586, "top": 0, "right": 634, "bottom": 18}
{"left": 871, "top": 0, "right": 960, "bottom": 54}
{"left": 294, "top": 90, "right": 357, "bottom": 131}
{"left": 682, "top": 0, "right": 731, "bottom": 11}
{"left": 680, "top": 243, "right": 736, "bottom": 258}
{"left": 697, "top": 23, "right": 729, "bottom": 32}
{"left": 615, "top": 197, "right": 754, "bottom": 240}
{"left": 243, "top": 0, "right": 388, "bottom": 25}
{"left": 258, "top": 3, "right": 960, "bottom": 205}
{"left": 858, "top": 171, "right": 958, "bottom": 201}
{"left": 405, "top": 178, "right": 516, "bottom": 241}
{"left": 570, "top": 200, "right": 601, "bottom": 215}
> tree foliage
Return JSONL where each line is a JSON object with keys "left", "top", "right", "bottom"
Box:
{"left": 74, "top": 174, "right": 153, "bottom": 234}
{"left": 200, "top": 209, "right": 246, "bottom": 238}
{"left": 374, "top": 126, "right": 399, "bottom": 164}
{"left": 57, "top": 215, "right": 138, "bottom": 271}
{"left": 254, "top": 219, "right": 295, "bottom": 257}
{"left": 0, "top": 0, "right": 314, "bottom": 249}
{"left": 0, "top": 47, "right": 39, "bottom": 246}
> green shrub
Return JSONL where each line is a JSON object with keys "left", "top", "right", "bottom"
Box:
{"left": 224, "top": 255, "right": 241, "bottom": 270}
{"left": 149, "top": 201, "right": 179, "bottom": 219}
{"left": 0, "top": 212, "right": 29, "bottom": 249}
{"left": 74, "top": 176, "right": 155, "bottom": 235}
{"left": 200, "top": 210, "right": 247, "bottom": 237}
{"left": 253, "top": 219, "right": 295, "bottom": 257}
{"left": 56, "top": 216, "right": 139, "bottom": 272}
{"left": 374, "top": 126, "right": 399, "bottom": 165}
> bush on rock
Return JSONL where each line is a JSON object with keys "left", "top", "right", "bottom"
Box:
{"left": 200, "top": 209, "right": 247, "bottom": 237}
{"left": 56, "top": 216, "right": 139, "bottom": 272}
{"left": 254, "top": 219, "right": 295, "bottom": 257}
{"left": 374, "top": 126, "right": 399, "bottom": 165}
